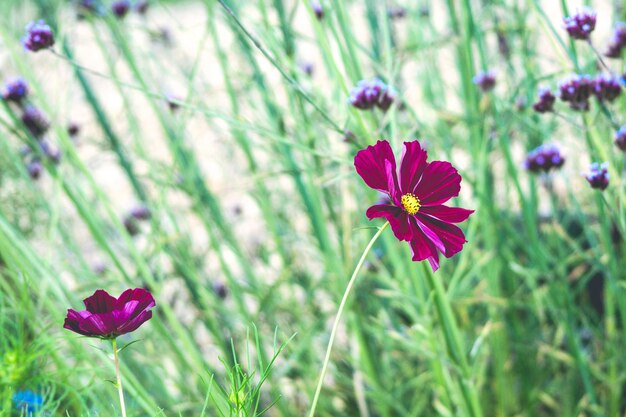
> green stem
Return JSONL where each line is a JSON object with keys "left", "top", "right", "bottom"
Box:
{"left": 307, "top": 221, "right": 389, "bottom": 417}
{"left": 112, "top": 338, "right": 127, "bottom": 417}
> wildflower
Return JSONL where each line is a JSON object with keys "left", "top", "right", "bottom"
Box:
{"left": 524, "top": 144, "right": 565, "bottom": 173}
{"left": 68, "top": 122, "right": 80, "bottom": 137}
{"left": 76, "top": 0, "right": 101, "bottom": 18}
{"left": 584, "top": 162, "right": 609, "bottom": 190}
{"left": 213, "top": 281, "right": 228, "bottom": 299}
{"left": 592, "top": 74, "right": 622, "bottom": 101}
{"left": 563, "top": 8, "right": 596, "bottom": 40}
{"left": 472, "top": 70, "right": 496, "bottom": 92}
{"left": 532, "top": 87, "right": 556, "bottom": 113}
{"left": 135, "top": 0, "right": 149, "bottom": 14}
{"left": 22, "top": 20, "right": 54, "bottom": 52}
{"left": 615, "top": 125, "right": 626, "bottom": 151}
{"left": 558, "top": 74, "right": 593, "bottom": 111}
{"left": 13, "top": 390, "right": 43, "bottom": 413}
{"left": 39, "top": 140, "right": 61, "bottom": 164}
{"left": 165, "top": 94, "right": 181, "bottom": 112}
{"left": 605, "top": 23, "right": 626, "bottom": 58}
{"left": 348, "top": 79, "right": 396, "bottom": 111}
{"left": 387, "top": 6, "right": 407, "bottom": 19}
{"left": 26, "top": 159, "right": 43, "bottom": 180}
{"left": 354, "top": 140, "right": 474, "bottom": 271}
{"left": 129, "top": 204, "right": 151, "bottom": 220}
{"left": 64, "top": 288, "right": 155, "bottom": 339}
{"left": 311, "top": 1, "right": 323, "bottom": 20}
{"left": 2, "top": 78, "right": 29, "bottom": 102}
{"left": 111, "top": 0, "right": 130, "bottom": 18}
{"left": 21, "top": 105, "right": 50, "bottom": 137}
{"left": 298, "top": 61, "right": 314, "bottom": 77}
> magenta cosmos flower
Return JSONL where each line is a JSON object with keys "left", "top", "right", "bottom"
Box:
{"left": 64, "top": 288, "right": 155, "bottom": 339}
{"left": 355, "top": 140, "right": 474, "bottom": 271}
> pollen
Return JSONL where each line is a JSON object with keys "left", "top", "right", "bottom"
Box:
{"left": 401, "top": 193, "right": 421, "bottom": 215}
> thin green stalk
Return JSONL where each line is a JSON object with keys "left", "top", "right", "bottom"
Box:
{"left": 111, "top": 338, "right": 127, "bottom": 417}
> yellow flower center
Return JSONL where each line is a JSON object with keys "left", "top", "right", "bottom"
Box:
{"left": 401, "top": 193, "right": 421, "bottom": 215}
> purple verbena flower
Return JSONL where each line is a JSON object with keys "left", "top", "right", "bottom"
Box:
{"left": 21, "top": 106, "right": 50, "bottom": 137}
{"left": 558, "top": 74, "right": 593, "bottom": 111}
{"left": 135, "top": 0, "right": 149, "bottom": 14}
{"left": 584, "top": 162, "right": 609, "bottom": 190}
{"left": 524, "top": 144, "right": 565, "bottom": 173}
{"left": 26, "top": 159, "right": 43, "bottom": 180}
{"left": 68, "top": 122, "right": 80, "bottom": 137}
{"left": 129, "top": 204, "right": 151, "bottom": 220}
{"left": 311, "top": 1, "right": 323, "bottom": 20}
{"left": 605, "top": 23, "right": 626, "bottom": 58}
{"left": 39, "top": 140, "right": 61, "bottom": 164}
{"left": 22, "top": 20, "right": 54, "bottom": 52}
{"left": 614, "top": 125, "right": 626, "bottom": 151}
{"left": 563, "top": 8, "right": 596, "bottom": 40}
{"left": 348, "top": 79, "right": 396, "bottom": 111}
{"left": 592, "top": 74, "right": 622, "bottom": 101}
{"left": 2, "top": 78, "right": 29, "bottom": 102}
{"left": 472, "top": 70, "right": 496, "bottom": 92}
{"left": 532, "top": 87, "right": 556, "bottom": 113}
{"left": 111, "top": 0, "right": 130, "bottom": 18}
{"left": 387, "top": 6, "right": 407, "bottom": 19}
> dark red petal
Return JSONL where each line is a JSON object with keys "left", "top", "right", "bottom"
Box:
{"left": 116, "top": 310, "right": 153, "bottom": 335}
{"left": 64, "top": 309, "right": 91, "bottom": 336}
{"left": 115, "top": 288, "right": 155, "bottom": 311}
{"left": 419, "top": 205, "right": 474, "bottom": 223}
{"left": 416, "top": 214, "right": 468, "bottom": 258}
{"left": 399, "top": 141, "right": 428, "bottom": 194}
{"left": 414, "top": 161, "right": 461, "bottom": 206}
{"left": 408, "top": 221, "right": 440, "bottom": 271}
{"left": 83, "top": 289, "right": 117, "bottom": 314}
{"left": 366, "top": 204, "right": 412, "bottom": 241}
{"left": 81, "top": 312, "right": 116, "bottom": 336}
{"left": 354, "top": 140, "right": 398, "bottom": 194}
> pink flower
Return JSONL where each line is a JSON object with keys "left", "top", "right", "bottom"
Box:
{"left": 354, "top": 140, "right": 473, "bottom": 271}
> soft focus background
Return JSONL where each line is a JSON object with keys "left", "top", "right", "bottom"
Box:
{"left": 1, "top": 0, "right": 626, "bottom": 416}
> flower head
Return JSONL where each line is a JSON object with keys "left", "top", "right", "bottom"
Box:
{"left": 311, "top": 1, "right": 323, "bottom": 20}
{"left": 111, "top": 0, "right": 130, "bottom": 18}
{"left": 22, "top": 20, "right": 54, "bottom": 52}
{"left": 614, "top": 125, "right": 626, "bottom": 151}
{"left": 354, "top": 140, "right": 473, "bottom": 271}
{"left": 21, "top": 105, "right": 50, "bottom": 137}
{"left": 64, "top": 288, "right": 155, "bottom": 339}
{"left": 532, "top": 87, "right": 556, "bottom": 113}
{"left": 26, "top": 159, "right": 43, "bottom": 180}
{"left": 592, "top": 74, "right": 622, "bottom": 101}
{"left": 13, "top": 390, "right": 43, "bottom": 413}
{"left": 605, "top": 23, "right": 626, "bottom": 58}
{"left": 584, "top": 162, "right": 609, "bottom": 190}
{"left": 135, "top": 0, "right": 149, "bottom": 14}
{"left": 472, "top": 70, "right": 496, "bottom": 92}
{"left": 558, "top": 74, "right": 593, "bottom": 111}
{"left": 2, "top": 78, "right": 29, "bottom": 102}
{"left": 524, "top": 144, "right": 565, "bottom": 173}
{"left": 564, "top": 8, "right": 596, "bottom": 40}
{"left": 348, "top": 79, "right": 396, "bottom": 111}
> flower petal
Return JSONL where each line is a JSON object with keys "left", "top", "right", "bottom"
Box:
{"left": 354, "top": 140, "right": 398, "bottom": 194}
{"left": 64, "top": 309, "right": 90, "bottom": 336}
{"left": 399, "top": 141, "right": 428, "bottom": 194}
{"left": 81, "top": 312, "right": 116, "bottom": 336}
{"left": 116, "top": 310, "right": 153, "bottom": 334}
{"left": 83, "top": 289, "right": 117, "bottom": 314}
{"left": 115, "top": 288, "right": 155, "bottom": 311}
{"left": 366, "top": 204, "right": 412, "bottom": 241}
{"left": 408, "top": 221, "right": 440, "bottom": 271}
{"left": 414, "top": 161, "right": 462, "bottom": 206}
{"left": 416, "top": 214, "right": 468, "bottom": 258}
{"left": 418, "top": 205, "right": 474, "bottom": 223}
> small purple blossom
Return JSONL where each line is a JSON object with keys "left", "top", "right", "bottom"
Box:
{"left": 111, "top": 0, "right": 130, "bottom": 18}
{"left": 592, "top": 74, "right": 622, "bottom": 102}
{"left": 2, "top": 78, "right": 29, "bottom": 102}
{"left": 563, "top": 8, "right": 596, "bottom": 40}
{"left": 472, "top": 70, "right": 496, "bottom": 92}
{"left": 387, "top": 6, "right": 407, "bottom": 19}
{"left": 26, "top": 159, "right": 43, "bottom": 180}
{"left": 584, "top": 162, "right": 609, "bottom": 190}
{"left": 22, "top": 20, "right": 54, "bottom": 52}
{"left": 605, "top": 23, "right": 626, "bottom": 58}
{"left": 532, "top": 87, "right": 556, "bottom": 113}
{"left": 135, "top": 0, "right": 149, "bottom": 14}
{"left": 129, "top": 204, "right": 151, "bottom": 220}
{"left": 311, "top": 1, "right": 323, "bottom": 20}
{"left": 348, "top": 79, "right": 396, "bottom": 111}
{"left": 68, "top": 122, "right": 80, "bottom": 137}
{"left": 39, "top": 140, "right": 61, "bottom": 164}
{"left": 21, "top": 106, "right": 50, "bottom": 137}
{"left": 524, "top": 144, "right": 565, "bottom": 173}
{"left": 558, "top": 74, "right": 593, "bottom": 111}
{"left": 614, "top": 126, "right": 626, "bottom": 151}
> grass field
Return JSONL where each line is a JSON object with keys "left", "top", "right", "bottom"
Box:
{"left": 1, "top": 1, "right": 626, "bottom": 416}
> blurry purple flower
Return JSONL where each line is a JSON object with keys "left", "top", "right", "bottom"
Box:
{"left": 298, "top": 61, "right": 314, "bottom": 76}
{"left": 166, "top": 94, "right": 181, "bottom": 112}
{"left": 123, "top": 216, "right": 140, "bottom": 236}
{"left": 2, "top": 78, "right": 29, "bottom": 102}
{"left": 92, "top": 261, "right": 108, "bottom": 275}
{"left": 348, "top": 79, "right": 396, "bottom": 111}
{"left": 605, "top": 23, "right": 626, "bottom": 58}
{"left": 39, "top": 140, "right": 61, "bottom": 164}
{"left": 515, "top": 95, "right": 527, "bottom": 111}
{"left": 584, "top": 162, "right": 609, "bottom": 190}
{"left": 135, "top": 0, "right": 149, "bottom": 14}
{"left": 21, "top": 106, "right": 50, "bottom": 137}
{"left": 68, "top": 122, "right": 80, "bottom": 137}
{"left": 558, "top": 74, "right": 593, "bottom": 111}
{"left": 387, "top": 6, "right": 407, "bottom": 19}
{"left": 532, "top": 87, "right": 556, "bottom": 113}
{"left": 342, "top": 129, "right": 356, "bottom": 143}
{"left": 563, "top": 8, "right": 596, "bottom": 40}
{"left": 112, "top": 0, "right": 130, "bottom": 18}
{"left": 22, "top": 20, "right": 54, "bottom": 52}
{"left": 472, "top": 70, "right": 496, "bottom": 92}
{"left": 311, "top": 1, "right": 323, "bottom": 20}
{"left": 524, "top": 144, "right": 565, "bottom": 173}
{"left": 614, "top": 125, "right": 626, "bottom": 151}
{"left": 64, "top": 288, "right": 155, "bottom": 339}
{"left": 129, "top": 204, "right": 151, "bottom": 220}
{"left": 213, "top": 281, "right": 228, "bottom": 299}
{"left": 592, "top": 74, "right": 622, "bottom": 101}
{"left": 26, "top": 159, "right": 43, "bottom": 180}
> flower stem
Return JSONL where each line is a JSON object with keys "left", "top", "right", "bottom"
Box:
{"left": 112, "top": 338, "right": 127, "bottom": 417}
{"left": 422, "top": 262, "right": 483, "bottom": 417}
{"left": 307, "top": 221, "right": 389, "bottom": 417}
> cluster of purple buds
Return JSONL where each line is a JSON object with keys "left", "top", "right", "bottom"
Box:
{"left": 123, "top": 204, "right": 152, "bottom": 236}
{"left": 2, "top": 78, "right": 29, "bottom": 103}
{"left": 21, "top": 140, "right": 61, "bottom": 180}
{"left": 311, "top": 1, "right": 323, "bottom": 20}
{"left": 532, "top": 87, "right": 556, "bottom": 113}
{"left": 111, "top": 0, "right": 131, "bottom": 18}
{"left": 584, "top": 162, "right": 609, "bottom": 190}
{"left": 563, "top": 8, "right": 596, "bottom": 40}
{"left": 524, "top": 144, "right": 565, "bottom": 173}
{"left": 614, "top": 125, "right": 626, "bottom": 151}
{"left": 472, "top": 70, "right": 496, "bottom": 92}
{"left": 22, "top": 20, "right": 54, "bottom": 52}
{"left": 348, "top": 79, "right": 396, "bottom": 111}
{"left": 605, "top": 23, "right": 626, "bottom": 58}
{"left": 558, "top": 75, "right": 593, "bottom": 111}
{"left": 21, "top": 105, "right": 50, "bottom": 137}
{"left": 591, "top": 74, "right": 622, "bottom": 102}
